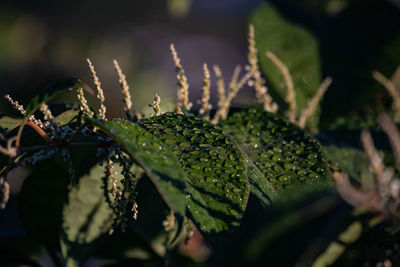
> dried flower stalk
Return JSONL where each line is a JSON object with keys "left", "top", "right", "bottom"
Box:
{"left": 77, "top": 87, "right": 94, "bottom": 118}
{"left": 248, "top": 24, "right": 277, "bottom": 113}
{"left": 132, "top": 202, "right": 138, "bottom": 220}
{"left": 113, "top": 60, "right": 133, "bottom": 116}
{"left": 214, "top": 65, "right": 226, "bottom": 109}
{"left": 152, "top": 94, "right": 161, "bottom": 116}
{"left": 106, "top": 158, "right": 118, "bottom": 193}
{"left": 221, "top": 69, "right": 252, "bottom": 120}
{"left": 170, "top": 43, "right": 192, "bottom": 113}
{"left": 4, "top": 95, "right": 44, "bottom": 127}
{"left": 361, "top": 130, "right": 388, "bottom": 194}
{"left": 211, "top": 65, "right": 252, "bottom": 124}
{"left": 373, "top": 71, "right": 400, "bottom": 122}
{"left": 333, "top": 127, "right": 400, "bottom": 217}
{"left": 228, "top": 65, "right": 241, "bottom": 94}
{"left": 40, "top": 103, "right": 54, "bottom": 121}
{"left": 378, "top": 113, "right": 400, "bottom": 169}
{"left": 333, "top": 172, "right": 376, "bottom": 210}
{"left": 199, "top": 63, "right": 211, "bottom": 120}
{"left": 87, "top": 58, "right": 106, "bottom": 121}
{"left": 0, "top": 178, "right": 9, "bottom": 209}
{"left": 297, "top": 77, "right": 332, "bottom": 128}
{"left": 0, "top": 137, "right": 18, "bottom": 158}
{"left": 211, "top": 65, "right": 226, "bottom": 124}
{"left": 266, "top": 51, "right": 296, "bottom": 122}
{"left": 163, "top": 210, "right": 175, "bottom": 231}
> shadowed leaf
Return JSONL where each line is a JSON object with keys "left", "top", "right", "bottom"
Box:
{"left": 86, "top": 118, "right": 187, "bottom": 216}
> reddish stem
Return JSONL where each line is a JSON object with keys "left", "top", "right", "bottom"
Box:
{"left": 16, "top": 120, "right": 54, "bottom": 147}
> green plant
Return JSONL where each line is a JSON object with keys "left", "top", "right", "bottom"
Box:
{"left": 1, "top": 3, "right": 400, "bottom": 266}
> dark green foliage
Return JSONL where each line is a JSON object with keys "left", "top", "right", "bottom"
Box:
{"left": 263, "top": 0, "right": 400, "bottom": 130}
{"left": 221, "top": 185, "right": 348, "bottom": 266}
{"left": 18, "top": 156, "right": 70, "bottom": 248}
{"left": 220, "top": 108, "right": 329, "bottom": 205}
{"left": 249, "top": 4, "right": 322, "bottom": 128}
{"left": 24, "top": 78, "right": 83, "bottom": 118}
{"left": 138, "top": 113, "right": 250, "bottom": 237}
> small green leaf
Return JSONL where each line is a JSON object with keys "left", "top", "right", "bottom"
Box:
{"left": 54, "top": 109, "right": 80, "bottom": 126}
{"left": 0, "top": 116, "right": 22, "bottom": 135}
{"left": 220, "top": 108, "right": 329, "bottom": 205}
{"left": 86, "top": 118, "right": 187, "bottom": 216}
{"left": 16, "top": 78, "right": 83, "bottom": 144}
{"left": 138, "top": 113, "right": 249, "bottom": 238}
{"left": 24, "top": 78, "right": 83, "bottom": 117}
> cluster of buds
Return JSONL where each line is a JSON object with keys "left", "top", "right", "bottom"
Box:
{"left": 247, "top": 25, "right": 278, "bottom": 113}
{"left": 103, "top": 151, "right": 139, "bottom": 233}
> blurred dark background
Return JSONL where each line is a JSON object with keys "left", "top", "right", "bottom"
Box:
{"left": 0, "top": 0, "right": 264, "bottom": 117}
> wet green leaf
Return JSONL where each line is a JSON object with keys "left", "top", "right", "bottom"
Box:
{"left": 249, "top": 4, "right": 322, "bottom": 128}
{"left": 86, "top": 118, "right": 187, "bottom": 216}
{"left": 220, "top": 108, "right": 329, "bottom": 205}
{"left": 138, "top": 113, "right": 249, "bottom": 239}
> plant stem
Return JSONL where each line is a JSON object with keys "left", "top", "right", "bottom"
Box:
{"left": 16, "top": 120, "right": 54, "bottom": 147}
{"left": 312, "top": 215, "right": 384, "bottom": 267}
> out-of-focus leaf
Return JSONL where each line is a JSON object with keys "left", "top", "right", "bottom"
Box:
{"left": 54, "top": 109, "right": 79, "bottom": 126}
{"left": 138, "top": 113, "right": 249, "bottom": 241}
{"left": 86, "top": 118, "right": 187, "bottom": 217}
{"left": 167, "top": 0, "right": 193, "bottom": 19}
{"left": 266, "top": 0, "right": 400, "bottom": 130}
{"left": 222, "top": 185, "right": 350, "bottom": 267}
{"left": 220, "top": 108, "right": 329, "bottom": 206}
{"left": 0, "top": 236, "right": 44, "bottom": 267}
{"left": 0, "top": 116, "right": 22, "bottom": 135}
{"left": 24, "top": 78, "right": 83, "bottom": 117}
{"left": 324, "top": 145, "right": 371, "bottom": 183}
{"left": 18, "top": 156, "right": 69, "bottom": 248}
{"left": 249, "top": 4, "right": 322, "bottom": 128}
